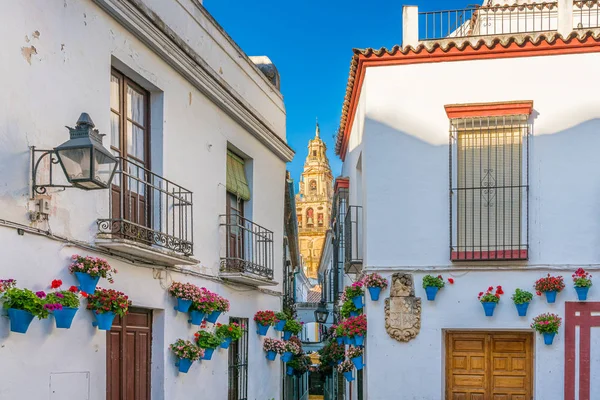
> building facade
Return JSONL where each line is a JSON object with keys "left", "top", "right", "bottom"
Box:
{"left": 333, "top": 1, "right": 600, "bottom": 399}
{"left": 0, "top": 1, "right": 293, "bottom": 399}
{"left": 296, "top": 124, "right": 334, "bottom": 279}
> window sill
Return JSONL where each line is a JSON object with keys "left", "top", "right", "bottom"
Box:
{"left": 451, "top": 250, "right": 528, "bottom": 261}
{"left": 219, "top": 271, "right": 278, "bottom": 287}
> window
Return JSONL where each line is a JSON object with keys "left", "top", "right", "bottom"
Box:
{"left": 298, "top": 214, "right": 302, "bottom": 228}
{"left": 449, "top": 104, "right": 530, "bottom": 261}
{"left": 306, "top": 208, "right": 314, "bottom": 226}
{"left": 228, "top": 317, "right": 248, "bottom": 400}
{"left": 318, "top": 213, "right": 324, "bottom": 226}
{"left": 310, "top": 180, "right": 317, "bottom": 191}
{"left": 225, "top": 151, "right": 251, "bottom": 262}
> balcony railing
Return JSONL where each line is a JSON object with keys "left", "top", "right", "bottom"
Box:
{"left": 418, "top": 2, "right": 558, "bottom": 40}
{"left": 344, "top": 205, "right": 363, "bottom": 272}
{"left": 574, "top": 0, "right": 600, "bottom": 28}
{"left": 220, "top": 214, "right": 274, "bottom": 281}
{"left": 97, "top": 157, "right": 194, "bottom": 256}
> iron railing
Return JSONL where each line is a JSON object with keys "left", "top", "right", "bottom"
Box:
{"left": 220, "top": 214, "right": 274, "bottom": 280}
{"left": 228, "top": 317, "right": 248, "bottom": 400}
{"left": 574, "top": 0, "right": 600, "bottom": 28}
{"left": 344, "top": 205, "right": 363, "bottom": 269}
{"left": 449, "top": 115, "right": 529, "bottom": 261}
{"left": 419, "top": 2, "right": 558, "bottom": 40}
{"left": 97, "top": 157, "right": 194, "bottom": 255}
{"left": 332, "top": 187, "right": 348, "bottom": 300}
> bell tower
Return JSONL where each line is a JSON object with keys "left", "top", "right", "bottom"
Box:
{"left": 296, "top": 122, "right": 333, "bottom": 279}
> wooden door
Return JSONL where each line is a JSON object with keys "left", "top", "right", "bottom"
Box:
{"left": 446, "top": 331, "right": 532, "bottom": 400}
{"left": 107, "top": 308, "right": 152, "bottom": 400}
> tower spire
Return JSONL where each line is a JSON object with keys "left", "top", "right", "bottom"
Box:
{"left": 315, "top": 118, "right": 320, "bottom": 138}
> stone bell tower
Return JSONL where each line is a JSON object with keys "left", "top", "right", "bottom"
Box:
{"left": 296, "top": 122, "right": 333, "bottom": 279}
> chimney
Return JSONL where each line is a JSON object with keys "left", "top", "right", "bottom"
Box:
{"left": 402, "top": 5, "right": 419, "bottom": 49}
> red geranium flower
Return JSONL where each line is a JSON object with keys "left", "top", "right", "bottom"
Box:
{"left": 68, "top": 285, "right": 79, "bottom": 293}
{"left": 80, "top": 291, "right": 88, "bottom": 298}
{"left": 50, "top": 279, "right": 63, "bottom": 289}
{"left": 448, "top": 278, "right": 455, "bottom": 284}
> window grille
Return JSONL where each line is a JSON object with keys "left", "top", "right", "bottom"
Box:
{"left": 450, "top": 115, "right": 529, "bottom": 260}
{"left": 228, "top": 317, "right": 249, "bottom": 400}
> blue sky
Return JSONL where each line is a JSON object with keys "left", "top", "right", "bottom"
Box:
{"left": 205, "top": 0, "right": 469, "bottom": 189}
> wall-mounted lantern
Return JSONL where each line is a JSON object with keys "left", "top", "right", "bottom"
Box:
{"left": 314, "top": 301, "right": 329, "bottom": 324}
{"left": 32, "top": 113, "right": 118, "bottom": 194}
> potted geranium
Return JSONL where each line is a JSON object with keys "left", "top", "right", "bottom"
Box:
{"left": 188, "top": 287, "right": 216, "bottom": 326}
{"left": 69, "top": 255, "right": 116, "bottom": 294}
{"left": 45, "top": 279, "right": 82, "bottom": 329}
{"left": 535, "top": 274, "right": 565, "bottom": 304}
{"left": 263, "top": 337, "right": 285, "bottom": 361}
{"left": 422, "top": 275, "right": 445, "bottom": 301}
{"left": 511, "top": 288, "right": 533, "bottom": 317}
{"left": 287, "top": 354, "right": 309, "bottom": 376}
{"left": 87, "top": 288, "right": 131, "bottom": 330}
{"left": 1, "top": 282, "right": 48, "bottom": 334}
{"left": 345, "top": 315, "right": 367, "bottom": 346}
{"left": 282, "top": 340, "right": 301, "bottom": 363}
{"left": 194, "top": 330, "right": 221, "bottom": 360}
{"left": 206, "top": 294, "right": 229, "bottom": 323}
{"left": 362, "top": 273, "right": 388, "bottom": 301}
{"left": 274, "top": 311, "right": 289, "bottom": 331}
{"left": 347, "top": 346, "right": 364, "bottom": 370}
{"left": 478, "top": 286, "right": 504, "bottom": 317}
{"left": 340, "top": 299, "right": 361, "bottom": 319}
{"left": 168, "top": 282, "right": 200, "bottom": 313}
{"left": 337, "top": 359, "right": 355, "bottom": 382}
{"left": 344, "top": 281, "right": 365, "bottom": 309}
{"left": 215, "top": 321, "right": 243, "bottom": 349}
{"left": 531, "top": 313, "right": 562, "bottom": 345}
{"left": 170, "top": 339, "right": 204, "bottom": 373}
{"left": 573, "top": 268, "right": 592, "bottom": 301}
{"left": 254, "top": 310, "right": 276, "bottom": 335}
{"left": 283, "top": 319, "right": 302, "bottom": 341}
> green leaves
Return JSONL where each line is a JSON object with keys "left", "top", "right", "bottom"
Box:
{"left": 1, "top": 287, "right": 48, "bottom": 319}
{"left": 511, "top": 288, "right": 533, "bottom": 305}
{"left": 422, "top": 275, "right": 445, "bottom": 289}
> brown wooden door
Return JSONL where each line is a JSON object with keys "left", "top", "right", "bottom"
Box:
{"left": 107, "top": 308, "right": 152, "bottom": 400}
{"left": 446, "top": 332, "right": 532, "bottom": 400}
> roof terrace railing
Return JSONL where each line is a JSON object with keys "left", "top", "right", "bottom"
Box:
{"left": 574, "top": 0, "right": 600, "bottom": 29}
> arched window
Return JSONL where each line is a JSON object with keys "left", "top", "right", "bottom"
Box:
{"left": 306, "top": 208, "right": 314, "bottom": 225}
{"left": 309, "top": 180, "right": 317, "bottom": 191}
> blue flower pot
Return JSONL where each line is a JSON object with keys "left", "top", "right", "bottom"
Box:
{"left": 515, "top": 302, "right": 529, "bottom": 317}
{"left": 221, "top": 337, "right": 233, "bottom": 349}
{"left": 482, "top": 302, "right": 497, "bottom": 317}
{"left": 205, "top": 310, "right": 221, "bottom": 323}
{"left": 286, "top": 366, "right": 295, "bottom": 376}
{"left": 188, "top": 310, "right": 206, "bottom": 326}
{"left": 350, "top": 311, "right": 359, "bottom": 318}
{"left": 368, "top": 287, "right": 382, "bottom": 301}
{"left": 257, "top": 323, "right": 270, "bottom": 336}
{"left": 343, "top": 336, "right": 351, "bottom": 345}
{"left": 352, "top": 356, "right": 363, "bottom": 370}
{"left": 543, "top": 332, "right": 556, "bottom": 345}
{"left": 283, "top": 330, "right": 292, "bottom": 340}
{"left": 274, "top": 319, "right": 286, "bottom": 331}
{"left": 348, "top": 336, "right": 356, "bottom": 346}
{"left": 354, "top": 335, "right": 364, "bottom": 346}
{"left": 336, "top": 359, "right": 342, "bottom": 365}
{"left": 93, "top": 311, "right": 116, "bottom": 330}
{"left": 575, "top": 286, "right": 589, "bottom": 301}
{"left": 266, "top": 350, "right": 277, "bottom": 361}
{"left": 8, "top": 308, "right": 34, "bottom": 334}
{"left": 545, "top": 290, "right": 557, "bottom": 304}
{"left": 425, "top": 286, "right": 439, "bottom": 301}
{"left": 174, "top": 298, "right": 192, "bottom": 313}
{"left": 352, "top": 296, "right": 364, "bottom": 309}
{"left": 177, "top": 357, "right": 193, "bottom": 373}
{"left": 202, "top": 348, "right": 215, "bottom": 360}
{"left": 336, "top": 337, "right": 344, "bottom": 345}
{"left": 281, "top": 351, "right": 293, "bottom": 363}
{"left": 343, "top": 371, "right": 355, "bottom": 382}
{"left": 74, "top": 272, "right": 100, "bottom": 295}
{"left": 53, "top": 307, "right": 78, "bottom": 329}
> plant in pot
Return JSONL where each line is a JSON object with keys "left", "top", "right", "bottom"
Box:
{"left": 340, "top": 300, "right": 361, "bottom": 319}
{"left": 534, "top": 274, "right": 565, "bottom": 304}
{"left": 347, "top": 346, "right": 364, "bottom": 370}
{"left": 69, "top": 255, "right": 117, "bottom": 294}
{"left": 344, "top": 281, "right": 365, "bottom": 309}
{"left": 194, "top": 330, "right": 222, "bottom": 360}
{"left": 170, "top": 339, "right": 204, "bottom": 373}
{"left": 274, "top": 311, "right": 289, "bottom": 331}
{"left": 283, "top": 319, "right": 302, "bottom": 341}
{"left": 511, "top": 288, "right": 533, "bottom": 317}
{"left": 188, "top": 289, "right": 215, "bottom": 326}
{"left": 206, "top": 294, "right": 229, "bottom": 323}
{"left": 287, "top": 354, "right": 310, "bottom": 376}
{"left": 478, "top": 286, "right": 504, "bottom": 317}
{"left": 362, "top": 273, "right": 388, "bottom": 301}
{"left": 86, "top": 288, "right": 131, "bottom": 330}
{"left": 168, "top": 282, "right": 200, "bottom": 313}
{"left": 45, "top": 279, "right": 82, "bottom": 329}
{"left": 572, "top": 268, "right": 592, "bottom": 301}
{"left": 1, "top": 282, "right": 48, "bottom": 334}
{"left": 531, "top": 313, "right": 562, "bottom": 345}
{"left": 215, "top": 321, "right": 244, "bottom": 349}
{"left": 422, "top": 275, "right": 445, "bottom": 301}
{"left": 254, "top": 310, "right": 276, "bottom": 335}
{"left": 337, "top": 359, "right": 355, "bottom": 382}
{"left": 282, "top": 340, "right": 301, "bottom": 363}
{"left": 345, "top": 315, "right": 367, "bottom": 346}
{"left": 335, "top": 323, "right": 348, "bottom": 345}
{"left": 263, "top": 337, "right": 285, "bottom": 361}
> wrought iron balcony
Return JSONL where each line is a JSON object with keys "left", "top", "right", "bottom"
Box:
{"left": 574, "top": 0, "right": 600, "bottom": 28}
{"left": 96, "top": 157, "right": 195, "bottom": 265}
{"left": 219, "top": 214, "right": 276, "bottom": 286}
{"left": 344, "top": 205, "right": 363, "bottom": 274}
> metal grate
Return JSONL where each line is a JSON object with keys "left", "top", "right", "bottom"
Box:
{"left": 419, "top": 2, "right": 558, "bottom": 40}
{"left": 228, "top": 317, "right": 249, "bottom": 400}
{"left": 450, "top": 115, "right": 529, "bottom": 261}
{"left": 574, "top": 0, "right": 600, "bottom": 29}
{"left": 332, "top": 187, "right": 348, "bottom": 301}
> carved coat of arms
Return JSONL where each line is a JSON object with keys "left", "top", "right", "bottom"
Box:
{"left": 384, "top": 273, "right": 421, "bottom": 342}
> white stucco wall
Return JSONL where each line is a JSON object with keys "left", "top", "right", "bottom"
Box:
{"left": 0, "top": 1, "right": 287, "bottom": 399}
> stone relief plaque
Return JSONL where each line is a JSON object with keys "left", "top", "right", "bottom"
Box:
{"left": 384, "top": 273, "right": 421, "bottom": 342}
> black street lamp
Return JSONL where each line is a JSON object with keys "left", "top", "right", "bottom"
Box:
{"left": 314, "top": 301, "right": 329, "bottom": 324}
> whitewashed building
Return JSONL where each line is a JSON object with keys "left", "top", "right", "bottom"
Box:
{"left": 333, "top": 1, "right": 600, "bottom": 399}
{"left": 0, "top": 0, "right": 293, "bottom": 399}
